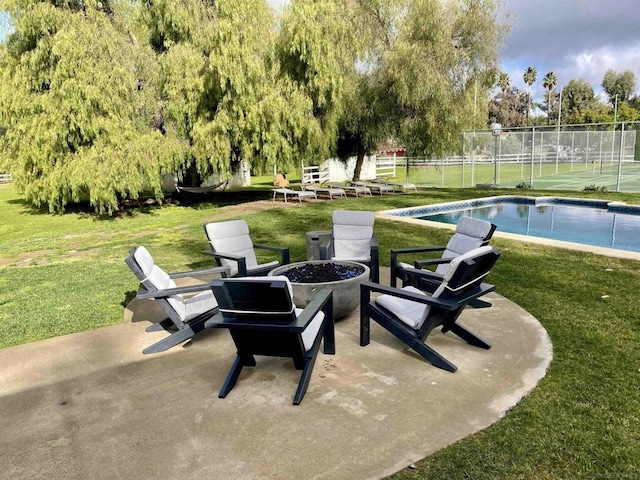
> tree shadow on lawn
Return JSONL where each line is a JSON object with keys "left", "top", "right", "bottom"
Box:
{"left": 6, "top": 188, "right": 273, "bottom": 219}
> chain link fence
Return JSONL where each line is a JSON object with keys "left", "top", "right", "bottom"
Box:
{"left": 382, "top": 121, "right": 640, "bottom": 192}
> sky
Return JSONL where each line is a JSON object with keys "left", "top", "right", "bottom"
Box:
{"left": 499, "top": 0, "right": 640, "bottom": 103}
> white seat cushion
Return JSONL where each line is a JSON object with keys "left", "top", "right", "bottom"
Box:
{"left": 182, "top": 290, "right": 218, "bottom": 321}
{"left": 375, "top": 286, "right": 430, "bottom": 329}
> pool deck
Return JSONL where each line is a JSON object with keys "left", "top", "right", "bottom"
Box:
{"left": 0, "top": 268, "right": 552, "bottom": 480}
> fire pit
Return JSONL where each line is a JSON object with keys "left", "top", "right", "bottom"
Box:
{"left": 269, "top": 260, "right": 369, "bottom": 319}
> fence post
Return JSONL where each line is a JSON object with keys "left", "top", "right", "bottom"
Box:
{"left": 471, "top": 132, "right": 476, "bottom": 186}
{"left": 461, "top": 132, "right": 466, "bottom": 188}
{"left": 555, "top": 127, "right": 560, "bottom": 174}
{"left": 616, "top": 123, "right": 625, "bottom": 192}
{"left": 530, "top": 126, "right": 535, "bottom": 187}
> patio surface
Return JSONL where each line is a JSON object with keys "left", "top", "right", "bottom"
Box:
{"left": 0, "top": 268, "right": 552, "bottom": 480}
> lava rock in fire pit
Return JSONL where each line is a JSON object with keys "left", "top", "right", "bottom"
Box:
{"left": 280, "top": 263, "right": 365, "bottom": 283}
{"left": 269, "top": 260, "right": 370, "bottom": 319}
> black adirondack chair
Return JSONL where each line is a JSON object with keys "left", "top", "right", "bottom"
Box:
{"left": 361, "top": 245, "right": 501, "bottom": 373}
{"left": 203, "top": 219, "right": 290, "bottom": 277}
{"left": 125, "top": 246, "right": 229, "bottom": 354}
{"left": 390, "top": 215, "right": 496, "bottom": 289}
{"left": 206, "top": 276, "right": 334, "bottom": 405}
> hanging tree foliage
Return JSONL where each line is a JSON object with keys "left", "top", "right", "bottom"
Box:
{"left": 145, "top": 0, "right": 329, "bottom": 185}
{"left": 337, "top": 0, "right": 503, "bottom": 180}
{"left": 0, "top": 0, "right": 186, "bottom": 214}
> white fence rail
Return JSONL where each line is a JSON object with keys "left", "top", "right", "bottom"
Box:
{"left": 0, "top": 173, "right": 12, "bottom": 184}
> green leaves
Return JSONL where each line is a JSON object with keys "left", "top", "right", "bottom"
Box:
{"left": 0, "top": 0, "right": 182, "bottom": 213}
{"left": 0, "top": 0, "right": 504, "bottom": 213}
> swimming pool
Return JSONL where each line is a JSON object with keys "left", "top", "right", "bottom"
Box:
{"left": 381, "top": 195, "right": 640, "bottom": 256}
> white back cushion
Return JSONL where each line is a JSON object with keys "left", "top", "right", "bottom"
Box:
{"left": 435, "top": 217, "right": 492, "bottom": 274}
{"left": 133, "top": 246, "right": 186, "bottom": 321}
{"left": 205, "top": 220, "right": 258, "bottom": 276}
{"left": 332, "top": 210, "right": 375, "bottom": 260}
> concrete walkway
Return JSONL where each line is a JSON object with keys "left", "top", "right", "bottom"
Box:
{"left": 0, "top": 268, "right": 552, "bottom": 480}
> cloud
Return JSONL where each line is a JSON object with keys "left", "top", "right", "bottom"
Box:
{"left": 499, "top": 0, "right": 640, "bottom": 98}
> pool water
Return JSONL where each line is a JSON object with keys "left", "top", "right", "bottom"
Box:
{"left": 384, "top": 196, "right": 640, "bottom": 254}
{"left": 420, "top": 204, "right": 640, "bottom": 252}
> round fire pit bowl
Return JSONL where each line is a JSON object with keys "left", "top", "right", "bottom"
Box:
{"left": 269, "top": 260, "right": 370, "bottom": 320}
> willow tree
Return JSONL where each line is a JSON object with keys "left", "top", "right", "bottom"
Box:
{"left": 145, "top": 0, "right": 327, "bottom": 186}
{"left": 0, "top": 0, "right": 185, "bottom": 214}
{"left": 276, "top": 0, "right": 363, "bottom": 168}
{"left": 336, "top": 0, "right": 503, "bottom": 181}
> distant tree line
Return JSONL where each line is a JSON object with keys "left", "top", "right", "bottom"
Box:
{"left": 489, "top": 67, "right": 640, "bottom": 128}
{"left": 0, "top": 0, "right": 504, "bottom": 214}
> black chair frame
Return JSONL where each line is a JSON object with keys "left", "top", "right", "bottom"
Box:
{"left": 206, "top": 280, "right": 334, "bottom": 405}
{"left": 361, "top": 249, "right": 500, "bottom": 373}
{"left": 390, "top": 223, "right": 496, "bottom": 288}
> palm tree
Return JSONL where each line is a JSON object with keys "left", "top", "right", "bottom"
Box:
{"left": 523, "top": 66, "right": 537, "bottom": 123}
{"left": 542, "top": 71, "right": 558, "bottom": 124}
{"left": 497, "top": 72, "right": 510, "bottom": 92}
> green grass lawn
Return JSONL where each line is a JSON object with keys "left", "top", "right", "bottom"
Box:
{"left": 1, "top": 183, "right": 639, "bottom": 478}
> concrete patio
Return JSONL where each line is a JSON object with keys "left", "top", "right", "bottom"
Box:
{"left": 0, "top": 268, "right": 552, "bottom": 480}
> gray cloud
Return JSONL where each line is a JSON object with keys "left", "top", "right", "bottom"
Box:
{"left": 500, "top": 0, "right": 640, "bottom": 98}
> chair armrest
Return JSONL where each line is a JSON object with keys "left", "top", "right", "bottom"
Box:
{"left": 360, "top": 281, "right": 460, "bottom": 310}
{"left": 390, "top": 245, "right": 445, "bottom": 287}
{"left": 136, "top": 283, "right": 211, "bottom": 300}
{"left": 319, "top": 237, "right": 333, "bottom": 260}
{"left": 403, "top": 269, "right": 442, "bottom": 291}
{"left": 253, "top": 243, "right": 291, "bottom": 265}
{"left": 201, "top": 249, "right": 247, "bottom": 276}
{"left": 291, "top": 288, "right": 333, "bottom": 331}
{"left": 390, "top": 245, "right": 446, "bottom": 256}
{"left": 414, "top": 258, "right": 452, "bottom": 269}
{"left": 170, "top": 265, "right": 231, "bottom": 279}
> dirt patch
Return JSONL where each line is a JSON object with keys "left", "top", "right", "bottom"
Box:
{"left": 200, "top": 199, "right": 301, "bottom": 223}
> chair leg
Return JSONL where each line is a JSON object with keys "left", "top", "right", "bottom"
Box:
{"left": 145, "top": 318, "right": 173, "bottom": 332}
{"left": 218, "top": 354, "right": 256, "bottom": 398}
{"left": 468, "top": 298, "right": 493, "bottom": 309}
{"left": 293, "top": 354, "right": 318, "bottom": 405}
{"left": 142, "top": 325, "right": 197, "bottom": 354}
{"left": 410, "top": 339, "right": 458, "bottom": 373}
{"left": 447, "top": 323, "right": 491, "bottom": 350}
{"left": 360, "top": 297, "right": 371, "bottom": 346}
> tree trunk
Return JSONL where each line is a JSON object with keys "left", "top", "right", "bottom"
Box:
{"left": 229, "top": 155, "right": 251, "bottom": 188}
{"left": 352, "top": 142, "right": 366, "bottom": 182}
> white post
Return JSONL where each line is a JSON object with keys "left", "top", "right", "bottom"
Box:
{"left": 611, "top": 95, "right": 618, "bottom": 166}
{"left": 555, "top": 87, "right": 563, "bottom": 173}
{"left": 616, "top": 123, "right": 625, "bottom": 192}
{"left": 530, "top": 126, "right": 535, "bottom": 186}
